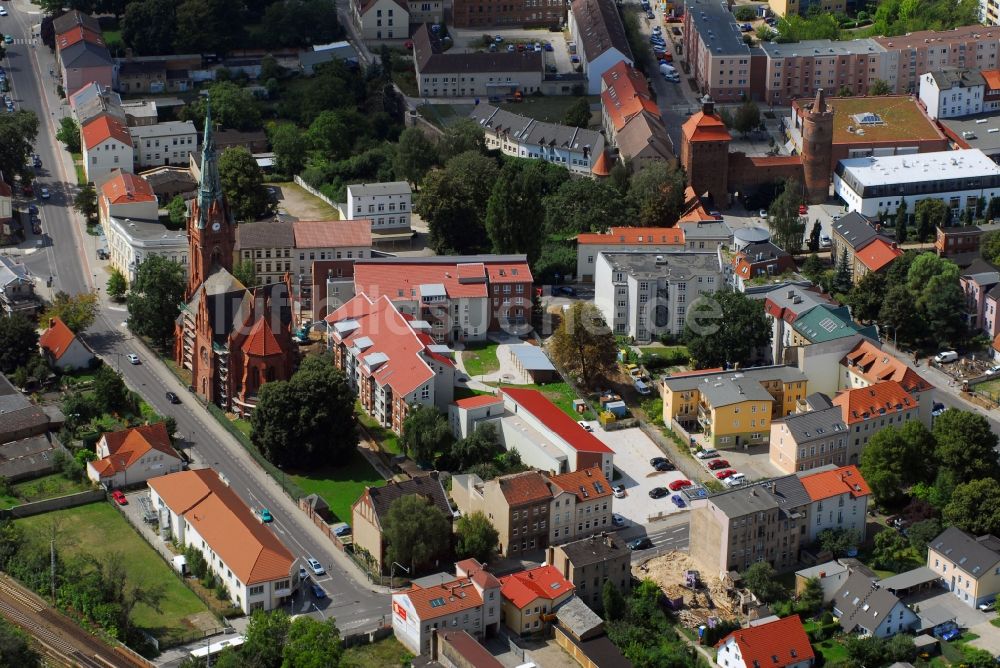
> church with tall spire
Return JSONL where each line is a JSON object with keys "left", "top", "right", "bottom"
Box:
{"left": 174, "top": 102, "right": 296, "bottom": 417}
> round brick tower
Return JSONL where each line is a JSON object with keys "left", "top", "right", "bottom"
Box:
{"left": 801, "top": 88, "right": 834, "bottom": 205}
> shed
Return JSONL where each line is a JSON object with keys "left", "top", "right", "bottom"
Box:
{"left": 879, "top": 566, "right": 940, "bottom": 598}
{"left": 509, "top": 344, "right": 557, "bottom": 383}
{"left": 604, "top": 400, "right": 628, "bottom": 418}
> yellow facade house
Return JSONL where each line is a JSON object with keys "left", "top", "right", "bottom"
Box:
{"left": 927, "top": 526, "right": 1000, "bottom": 609}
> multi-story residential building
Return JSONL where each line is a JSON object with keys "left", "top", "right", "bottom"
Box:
{"left": 920, "top": 69, "right": 987, "bottom": 119}
{"left": 453, "top": 0, "right": 563, "bottom": 27}
{"left": 547, "top": 468, "right": 613, "bottom": 545}
{"left": 452, "top": 470, "right": 554, "bottom": 557}
{"left": 680, "top": 219, "right": 734, "bottom": 250}
{"left": 662, "top": 366, "right": 809, "bottom": 448}
{"left": 148, "top": 468, "right": 294, "bottom": 614}
{"left": 351, "top": 0, "right": 408, "bottom": 41}
{"left": 414, "top": 25, "right": 543, "bottom": 98}
{"left": 351, "top": 256, "right": 533, "bottom": 343}
{"left": 86, "top": 422, "right": 183, "bottom": 488}
{"left": 730, "top": 241, "right": 795, "bottom": 290}
{"left": 326, "top": 293, "right": 455, "bottom": 435}
{"left": 682, "top": 0, "right": 754, "bottom": 103}
{"left": 928, "top": 527, "right": 1000, "bottom": 608}
{"left": 392, "top": 558, "right": 502, "bottom": 655}
{"left": 961, "top": 259, "right": 1000, "bottom": 334}
{"left": 769, "top": 406, "right": 849, "bottom": 474}
{"left": 787, "top": 305, "right": 877, "bottom": 350}
{"left": 800, "top": 465, "right": 870, "bottom": 543}
{"left": 342, "top": 181, "right": 412, "bottom": 233}
{"left": 82, "top": 114, "right": 134, "bottom": 183}
{"left": 835, "top": 149, "right": 1000, "bottom": 217}
{"left": 829, "top": 212, "right": 902, "bottom": 282}
{"left": 593, "top": 251, "right": 721, "bottom": 343}
{"left": 236, "top": 220, "right": 373, "bottom": 286}
{"left": 548, "top": 534, "right": 632, "bottom": 613}
{"left": 769, "top": 0, "right": 845, "bottom": 17}
{"left": 874, "top": 27, "right": 1000, "bottom": 97}
{"left": 762, "top": 284, "right": 837, "bottom": 365}
{"left": 0, "top": 255, "right": 39, "bottom": 317}
{"left": 690, "top": 474, "right": 812, "bottom": 575}
{"left": 575, "top": 227, "right": 685, "bottom": 283}
{"left": 129, "top": 121, "right": 197, "bottom": 168}
{"left": 568, "top": 0, "right": 633, "bottom": 95}
{"left": 831, "top": 380, "right": 919, "bottom": 455}
{"left": 56, "top": 21, "right": 114, "bottom": 97}
{"left": 470, "top": 104, "right": 608, "bottom": 178}
{"left": 832, "top": 570, "right": 919, "bottom": 637}
{"left": 600, "top": 61, "right": 673, "bottom": 170}
{"left": 716, "top": 615, "right": 815, "bottom": 668}
{"left": 499, "top": 565, "right": 575, "bottom": 635}
{"left": 352, "top": 473, "right": 454, "bottom": 574}
{"left": 840, "top": 339, "right": 934, "bottom": 425}
{"left": 69, "top": 82, "right": 124, "bottom": 126}
{"left": 758, "top": 39, "right": 895, "bottom": 106}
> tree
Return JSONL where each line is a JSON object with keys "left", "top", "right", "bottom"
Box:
{"left": 625, "top": 163, "right": 686, "bottom": 227}
{"left": 233, "top": 259, "right": 258, "bottom": 288}
{"left": 988, "top": 197, "right": 1000, "bottom": 222}
{"left": 126, "top": 256, "right": 186, "bottom": 346}
{"left": 562, "top": 97, "right": 593, "bottom": 128}
{"left": 106, "top": 269, "right": 127, "bottom": 301}
{"left": 121, "top": 0, "right": 177, "bottom": 55}
{"left": 807, "top": 220, "right": 821, "bottom": 252}
{"left": 943, "top": 479, "right": 1000, "bottom": 535}
{"left": 832, "top": 248, "right": 853, "bottom": 296}
{"left": 382, "top": 495, "right": 452, "bottom": 573}
{"left": 907, "top": 518, "right": 943, "bottom": 554}
{"left": 306, "top": 109, "right": 366, "bottom": 161}
{"left": 242, "top": 609, "right": 290, "bottom": 668}
{"left": 798, "top": 577, "right": 824, "bottom": 614}
{"left": 985, "top": 229, "right": 1000, "bottom": 265}
{"left": 533, "top": 240, "right": 576, "bottom": 284}
{"left": 486, "top": 159, "right": 567, "bottom": 264}
{"left": 394, "top": 127, "right": 438, "bottom": 187}
{"left": 74, "top": 183, "right": 98, "bottom": 222}
{"left": 0, "top": 111, "right": 40, "bottom": 185}
{"left": 418, "top": 152, "right": 498, "bottom": 254}
{"left": 173, "top": 0, "right": 244, "bottom": 55}
{"left": 437, "top": 119, "right": 486, "bottom": 160}
{"left": 933, "top": 409, "right": 999, "bottom": 484}
{"left": 768, "top": 179, "right": 805, "bottom": 253}
{"left": 914, "top": 198, "right": 949, "bottom": 242}
{"left": 895, "top": 198, "right": 908, "bottom": 243}
{"left": 268, "top": 122, "right": 308, "bottom": 175}
{"left": 0, "top": 315, "right": 39, "bottom": 374}
{"left": 860, "top": 420, "right": 936, "bottom": 506}
{"left": 543, "top": 178, "right": 620, "bottom": 236}
{"left": 741, "top": 562, "right": 786, "bottom": 603}
{"left": 218, "top": 147, "right": 269, "bottom": 222}
{"left": 818, "top": 528, "right": 860, "bottom": 556}
{"left": 41, "top": 291, "right": 98, "bottom": 333}
{"left": 449, "top": 423, "right": 501, "bottom": 470}
{"left": 92, "top": 365, "right": 130, "bottom": 414}
{"left": 455, "top": 511, "right": 499, "bottom": 563}
{"left": 869, "top": 79, "right": 892, "bottom": 95}
{"left": 56, "top": 116, "right": 81, "bottom": 153}
{"left": 260, "top": 0, "right": 342, "bottom": 49}
{"left": 871, "top": 528, "right": 909, "bottom": 571}
{"left": 845, "top": 270, "right": 885, "bottom": 323}
{"left": 602, "top": 580, "right": 627, "bottom": 621}
{"left": 800, "top": 253, "right": 824, "bottom": 282}
{"left": 281, "top": 616, "right": 342, "bottom": 668}
{"left": 181, "top": 82, "right": 261, "bottom": 132}
{"left": 0, "top": 616, "right": 41, "bottom": 668}
{"left": 549, "top": 302, "right": 617, "bottom": 388}
{"left": 251, "top": 355, "right": 358, "bottom": 467}
{"left": 683, "top": 290, "right": 771, "bottom": 369}
{"left": 401, "top": 405, "right": 452, "bottom": 464}
{"left": 732, "top": 100, "right": 761, "bottom": 137}
{"left": 165, "top": 196, "right": 187, "bottom": 228}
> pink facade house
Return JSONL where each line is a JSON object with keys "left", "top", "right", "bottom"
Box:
{"left": 960, "top": 259, "right": 1000, "bottom": 336}
{"left": 56, "top": 25, "right": 113, "bottom": 97}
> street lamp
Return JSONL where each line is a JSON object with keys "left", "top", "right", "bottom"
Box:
{"left": 312, "top": 602, "right": 326, "bottom": 620}
{"left": 390, "top": 561, "right": 410, "bottom": 590}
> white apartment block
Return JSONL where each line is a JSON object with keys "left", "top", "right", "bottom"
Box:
{"left": 919, "top": 69, "right": 987, "bottom": 120}
{"left": 342, "top": 181, "right": 412, "bottom": 231}
{"left": 129, "top": 121, "right": 197, "bottom": 168}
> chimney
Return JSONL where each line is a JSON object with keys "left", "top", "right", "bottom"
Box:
{"left": 819, "top": 571, "right": 826, "bottom": 578}
{"left": 813, "top": 87, "right": 828, "bottom": 114}
{"left": 48, "top": 318, "right": 55, "bottom": 328}
{"left": 701, "top": 94, "right": 715, "bottom": 116}
{"left": 545, "top": 546, "right": 554, "bottom": 565}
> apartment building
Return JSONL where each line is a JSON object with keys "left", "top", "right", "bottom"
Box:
{"left": 662, "top": 366, "right": 809, "bottom": 448}
{"left": 82, "top": 114, "right": 134, "bottom": 183}
{"left": 575, "top": 227, "right": 685, "bottom": 283}
{"left": 326, "top": 293, "right": 455, "bottom": 435}
{"left": 547, "top": 468, "right": 614, "bottom": 545}
{"left": 758, "top": 39, "right": 894, "bottom": 106}
{"left": 682, "top": 0, "right": 754, "bottom": 103}
{"left": 129, "top": 121, "right": 197, "bottom": 168}
{"left": 392, "top": 558, "right": 502, "bottom": 655}
{"left": 499, "top": 565, "right": 575, "bottom": 635}
{"left": 452, "top": 471, "right": 554, "bottom": 557}
{"left": 927, "top": 527, "right": 1000, "bottom": 608}
{"left": 690, "top": 474, "right": 812, "bottom": 575}
{"left": 600, "top": 61, "right": 673, "bottom": 169}
{"left": 937, "top": 225, "right": 984, "bottom": 260}
{"left": 829, "top": 212, "right": 903, "bottom": 283}
{"left": 452, "top": 0, "right": 564, "bottom": 27}
{"left": 351, "top": 0, "right": 408, "bottom": 40}
{"left": 568, "top": 0, "right": 633, "bottom": 94}
{"left": 470, "top": 104, "right": 608, "bottom": 178}
{"left": 148, "top": 469, "right": 294, "bottom": 614}
{"left": 960, "top": 259, "right": 1000, "bottom": 334}
{"left": 769, "top": 0, "right": 845, "bottom": 17}
{"left": 769, "top": 406, "right": 849, "bottom": 474}
{"left": 548, "top": 534, "right": 632, "bottom": 613}
{"left": 874, "top": 26, "right": 1000, "bottom": 97}
{"left": 351, "top": 256, "right": 533, "bottom": 343}
{"left": 56, "top": 22, "right": 114, "bottom": 97}
{"left": 788, "top": 305, "right": 877, "bottom": 349}
{"left": 831, "top": 380, "right": 920, "bottom": 457}
{"left": 800, "top": 465, "right": 870, "bottom": 543}
{"left": 762, "top": 284, "right": 837, "bottom": 365}
{"left": 920, "top": 69, "right": 988, "bottom": 119}
{"left": 236, "top": 220, "right": 373, "bottom": 286}
{"left": 342, "top": 181, "right": 412, "bottom": 232}
{"left": 840, "top": 339, "right": 935, "bottom": 426}
{"left": 593, "top": 251, "right": 722, "bottom": 343}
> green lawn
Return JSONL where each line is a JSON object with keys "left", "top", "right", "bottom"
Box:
{"left": 5, "top": 473, "right": 93, "bottom": 506}
{"left": 71, "top": 152, "right": 86, "bottom": 185}
{"left": 462, "top": 342, "right": 500, "bottom": 379}
{"left": 356, "top": 405, "right": 401, "bottom": 455}
{"left": 492, "top": 380, "right": 595, "bottom": 420}
{"left": 391, "top": 70, "right": 419, "bottom": 97}
{"left": 341, "top": 636, "right": 413, "bottom": 668}
{"left": 288, "top": 449, "right": 385, "bottom": 524}
{"left": 417, "top": 103, "right": 476, "bottom": 129}
{"left": 813, "top": 638, "right": 849, "bottom": 664}
{"left": 499, "top": 95, "right": 600, "bottom": 124}
{"left": 17, "top": 503, "right": 213, "bottom": 646}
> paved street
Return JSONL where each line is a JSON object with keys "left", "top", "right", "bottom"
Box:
{"left": 3, "top": 0, "right": 390, "bottom": 634}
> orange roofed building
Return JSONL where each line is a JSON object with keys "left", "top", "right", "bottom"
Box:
{"left": 499, "top": 564, "right": 575, "bottom": 635}
{"left": 87, "top": 422, "right": 183, "bottom": 488}
{"left": 148, "top": 468, "right": 295, "bottom": 613}
{"left": 840, "top": 339, "right": 934, "bottom": 426}
{"left": 575, "top": 226, "right": 684, "bottom": 282}
{"left": 800, "top": 465, "right": 871, "bottom": 542}
{"left": 600, "top": 61, "right": 674, "bottom": 170}
{"left": 716, "top": 615, "right": 815, "bottom": 668}
{"left": 38, "top": 316, "right": 94, "bottom": 371}
{"left": 81, "top": 113, "right": 134, "bottom": 183}
{"left": 680, "top": 96, "right": 732, "bottom": 207}
{"left": 832, "top": 380, "right": 920, "bottom": 461}
{"left": 391, "top": 558, "right": 502, "bottom": 655}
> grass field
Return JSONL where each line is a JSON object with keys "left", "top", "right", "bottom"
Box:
{"left": 416, "top": 103, "right": 475, "bottom": 129}
{"left": 17, "top": 503, "right": 213, "bottom": 645}
{"left": 492, "top": 380, "right": 594, "bottom": 420}
{"left": 462, "top": 342, "right": 500, "bottom": 379}
{"left": 357, "top": 405, "right": 401, "bottom": 455}
{"left": 500, "top": 95, "right": 599, "bottom": 124}
{"left": 341, "top": 636, "right": 414, "bottom": 667}
{"left": 288, "top": 449, "right": 385, "bottom": 524}
{"left": 1, "top": 474, "right": 94, "bottom": 508}
{"left": 812, "top": 638, "right": 849, "bottom": 664}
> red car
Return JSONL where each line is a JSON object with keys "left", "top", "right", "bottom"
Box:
{"left": 715, "top": 469, "right": 738, "bottom": 480}
{"left": 111, "top": 490, "right": 127, "bottom": 505}
{"left": 707, "top": 459, "right": 731, "bottom": 470}
{"left": 668, "top": 479, "right": 692, "bottom": 491}
{"left": 798, "top": 204, "right": 808, "bottom": 215}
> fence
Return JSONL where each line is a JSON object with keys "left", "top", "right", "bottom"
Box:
{"left": 293, "top": 175, "right": 340, "bottom": 212}
{"left": 0, "top": 489, "right": 105, "bottom": 519}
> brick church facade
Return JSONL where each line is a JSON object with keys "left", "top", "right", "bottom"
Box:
{"left": 174, "top": 104, "right": 296, "bottom": 417}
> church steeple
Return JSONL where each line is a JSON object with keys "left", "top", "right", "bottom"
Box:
{"left": 196, "top": 96, "right": 224, "bottom": 230}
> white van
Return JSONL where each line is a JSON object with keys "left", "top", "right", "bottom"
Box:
{"left": 934, "top": 350, "right": 959, "bottom": 364}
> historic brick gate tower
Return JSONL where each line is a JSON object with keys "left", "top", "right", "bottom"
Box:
{"left": 801, "top": 88, "right": 835, "bottom": 205}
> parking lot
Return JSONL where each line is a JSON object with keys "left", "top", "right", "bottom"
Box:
{"left": 449, "top": 27, "right": 577, "bottom": 76}
{"left": 707, "top": 446, "right": 785, "bottom": 482}
{"left": 584, "top": 423, "right": 693, "bottom": 524}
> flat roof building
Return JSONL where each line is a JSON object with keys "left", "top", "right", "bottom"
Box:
{"left": 682, "top": 0, "right": 754, "bottom": 103}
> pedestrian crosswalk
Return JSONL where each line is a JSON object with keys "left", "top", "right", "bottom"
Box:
{"left": 4, "top": 38, "right": 35, "bottom": 45}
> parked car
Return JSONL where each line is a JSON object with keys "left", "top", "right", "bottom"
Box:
{"left": 724, "top": 473, "right": 747, "bottom": 488}
{"left": 668, "top": 479, "right": 692, "bottom": 491}
{"left": 612, "top": 513, "right": 627, "bottom": 527}
{"left": 311, "top": 583, "right": 327, "bottom": 599}
{"left": 646, "top": 10, "right": 655, "bottom": 18}
{"left": 556, "top": 285, "right": 576, "bottom": 296}
{"left": 307, "top": 558, "right": 326, "bottom": 575}
{"left": 979, "top": 599, "right": 996, "bottom": 612}
{"left": 696, "top": 449, "right": 719, "bottom": 459}
{"left": 715, "top": 469, "right": 738, "bottom": 480}
{"left": 577, "top": 420, "right": 593, "bottom": 432}
{"left": 650, "top": 456, "right": 669, "bottom": 467}
{"left": 627, "top": 537, "right": 653, "bottom": 550}
{"left": 648, "top": 487, "right": 668, "bottom": 499}
{"left": 166, "top": 391, "right": 180, "bottom": 404}
{"left": 934, "top": 350, "right": 959, "bottom": 363}
{"left": 653, "top": 460, "right": 675, "bottom": 471}
{"left": 40, "top": 187, "right": 50, "bottom": 199}
{"left": 671, "top": 494, "right": 686, "bottom": 508}
{"left": 634, "top": 379, "right": 652, "bottom": 395}
{"left": 932, "top": 402, "right": 947, "bottom": 417}
{"left": 298, "top": 566, "right": 308, "bottom": 581}
{"left": 334, "top": 524, "right": 351, "bottom": 537}
{"left": 707, "top": 459, "right": 731, "bottom": 470}
{"left": 798, "top": 204, "right": 808, "bottom": 215}
{"left": 126, "top": 353, "right": 140, "bottom": 364}
{"left": 820, "top": 235, "right": 832, "bottom": 247}
{"left": 111, "top": 490, "right": 127, "bottom": 505}
{"left": 759, "top": 209, "right": 768, "bottom": 219}
{"left": 612, "top": 485, "right": 626, "bottom": 498}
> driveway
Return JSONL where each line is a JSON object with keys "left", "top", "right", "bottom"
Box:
{"left": 586, "top": 424, "right": 692, "bottom": 524}
{"left": 712, "top": 446, "right": 785, "bottom": 482}
{"left": 906, "top": 587, "right": 994, "bottom": 630}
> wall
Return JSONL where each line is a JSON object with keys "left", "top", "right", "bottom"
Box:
{"left": 727, "top": 153, "right": 804, "bottom": 193}
{"left": 293, "top": 175, "right": 339, "bottom": 210}
{"left": 0, "top": 490, "right": 106, "bottom": 519}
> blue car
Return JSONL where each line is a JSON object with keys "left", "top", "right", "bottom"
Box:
{"left": 333, "top": 524, "right": 351, "bottom": 537}
{"left": 311, "top": 583, "right": 327, "bottom": 599}
{"left": 671, "top": 494, "right": 686, "bottom": 508}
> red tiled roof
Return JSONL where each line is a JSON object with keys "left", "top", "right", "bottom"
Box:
{"left": 800, "top": 465, "right": 871, "bottom": 501}
{"left": 678, "top": 186, "right": 713, "bottom": 223}
{"left": 984, "top": 70, "right": 1000, "bottom": 91}
{"left": 100, "top": 171, "right": 155, "bottom": 205}
{"left": 400, "top": 576, "right": 484, "bottom": 621}
{"left": 502, "top": 387, "right": 612, "bottom": 454}
{"left": 148, "top": 469, "right": 294, "bottom": 584}
{"left": 842, "top": 340, "right": 933, "bottom": 393}
{"left": 453, "top": 394, "right": 503, "bottom": 409}
{"left": 91, "top": 423, "right": 180, "bottom": 477}
{"left": 38, "top": 317, "right": 78, "bottom": 362}
{"left": 681, "top": 110, "right": 731, "bottom": 143}
{"left": 484, "top": 261, "right": 532, "bottom": 284}
{"left": 242, "top": 317, "right": 284, "bottom": 357}
{"left": 591, "top": 151, "right": 612, "bottom": 177}
{"left": 547, "top": 467, "right": 613, "bottom": 502}
{"left": 292, "top": 219, "right": 372, "bottom": 249}
{"left": 455, "top": 558, "right": 502, "bottom": 589}
{"left": 601, "top": 61, "right": 659, "bottom": 132}
{"left": 499, "top": 565, "right": 574, "bottom": 609}
{"left": 355, "top": 262, "right": 488, "bottom": 299}
{"left": 82, "top": 114, "right": 132, "bottom": 150}
{"left": 576, "top": 226, "right": 684, "bottom": 246}
{"left": 856, "top": 237, "right": 903, "bottom": 273}
{"left": 717, "top": 615, "right": 814, "bottom": 668}
{"left": 497, "top": 471, "right": 553, "bottom": 506}
{"left": 56, "top": 26, "right": 104, "bottom": 50}
{"left": 832, "top": 380, "right": 918, "bottom": 424}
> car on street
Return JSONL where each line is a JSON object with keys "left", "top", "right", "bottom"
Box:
{"left": 820, "top": 235, "right": 832, "bottom": 247}
{"left": 612, "top": 513, "right": 627, "bottom": 527}
{"left": 126, "top": 353, "right": 140, "bottom": 364}
{"left": 979, "top": 599, "right": 996, "bottom": 612}
{"left": 577, "top": 420, "right": 593, "bottom": 432}
{"left": 298, "top": 566, "right": 308, "bottom": 581}
{"left": 759, "top": 209, "right": 768, "bottom": 218}
{"left": 627, "top": 537, "right": 653, "bottom": 551}
{"left": 311, "top": 583, "right": 327, "bottom": 599}
{"left": 646, "top": 10, "right": 655, "bottom": 18}
{"left": 307, "top": 558, "right": 325, "bottom": 575}
{"left": 555, "top": 285, "right": 576, "bottom": 296}
{"left": 40, "top": 188, "right": 50, "bottom": 199}
{"left": 715, "top": 469, "right": 738, "bottom": 480}
{"left": 28, "top": 204, "right": 37, "bottom": 214}
{"left": 3, "top": 35, "right": 11, "bottom": 44}
{"left": 696, "top": 449, "right": 719, "bottom": 459}
{"left": 111, "top": 490, "right": 127, "bottom": 505}
{"left": 668, "top": 479, "right": 692, "bottom": 491}
{"left": 494, "top": 35, "right": 503, "bottom": 42}
{"left": 166, "top": 391, "right": 180, "bottom": 404}
{"left": 333, "top": 524, "right": 351, "bottom": 537}
{"left": 648, "top": 486, "right": 668, "bottom": 499}
{"left": 259, "top": 508, "right": 273, "bottom": 523}
{"left": 707, "top": 459, "right": 730, "bottom": 470}
{"left": 612, "top": 484, "right": 626, "bottom": 498}
{"left": 0, "top": 7, "right": 7, "bottom": 16}
{"left": 671, "top": 494, "right": 686, "bottom": 508}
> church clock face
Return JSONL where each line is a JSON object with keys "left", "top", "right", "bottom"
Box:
{"left": 212, "top": 222, "right": 221, "bottom": 232}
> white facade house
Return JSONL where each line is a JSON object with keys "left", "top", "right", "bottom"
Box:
{"left": 82, "top": 114, "right": 134, "bottom": 183}
{"left": 799, "top": 465, "right": 870, "bottom": 543}
{"left": 129, "top": 120, "right": 197, "bottom": 168}
{"left": 38, "top": 317, "right": 95, "bottom": 371}
{"left": 569, "top": 0, "right": 634, "bottom": 94}
{"left": 716, "top": 615, "right": 814, "bottom": 668}
{"left": 351, "top": 0, "right": 408, "bottom": 41}
{"left": 834, "top": 149, "right": 1000, "bottom": 217}
{"left": 342, "top": 181, "right": 411, "bottom": 231}
{"left": 86, "top": 422, "right": 183, "bottom": 488}
{"left": 575, "top": 227, "right": 685, "bottom": 283}
{"left": 593, "top": 251, "right": 721, "bottom": 344}
{"left": 919, "top": 70, "right": 985, "bottom": 120}
{"left": 148, "top": 469, "right": 294, "bottom": 614}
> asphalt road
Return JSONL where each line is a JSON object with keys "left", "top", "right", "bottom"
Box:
{"left": 3, "top": 0, "right": 389, "bottom": 634}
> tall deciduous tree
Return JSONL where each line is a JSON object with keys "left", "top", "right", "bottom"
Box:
{"left": 741, "top": 562, "right": 786, "bottom": 603}
{"left": 121, "top": 0, "right": 177, "bottom": 55}
{"left": 56, "top": 117, "right": 81, "bottom": 153}
{"left": 0, "top": 111, "right": 39, "bottom": 185}
{"left": 914, "top": 198, "right": 949, "bottom": 242}
{"left": 382, "top": 495, "right": 452, "bottom": 573}
{"left": 107, "top": 269, "right": 127, "bottom": 301}
{"left": 394, "top": 127, "right": 438, "bottom": 187}
{"left": 233, "top": 259, "right": 258, "bottom": 288}
{"left": 0, "top": 616, "right": 40, "bottom": 668}
{"left": 167, "top": 196, "right": 188, "bottom": 227}
{"left": 126, "top": 256, "right": 186, "bottom": 346}
{"left": 418, "top": 151, "right": 498, "bottom": 254}
{"left": 41, "top": 291, "right": 98, "bottom": 333}
{"left": 242, "top": 609, "right": 290, "bottom": 668}
{"left": 182, "top": 83, "right": 261, "bottom": 132}
{"left": 625, "top": 163, "right": 686, "bottom": 227}
{"left": 218, "top": 146, "right": 269, "bottom": 222}
{"left": 767, "top": 179, "right": 805, "bottom": 253}
{"left": 860, "top": 420, "right": 936, "bottom": 506}
{"left": 260, "top": 0, "right": 342, "bottom": 49}
{"left": 732, "top": 100, "right": 761, "bottom": 137}
{"left": 438, "top": 119, "right": 487, "bottom": 160}
{"left": 943, "top": 479, "right": 1000, "bottom": 537}
{"left": 455, "top": 511, "right": 499, "bottom": 563}
{"left": 401, "top": 405, "right": 452, "bottom": 464}
{"left": 0, "top": 315, "right": 38, "bottom": 374}
{"left": 543, "top": 178, "right": 620, "bottom": 236}
{"left": 486, "top": 159, "right": 568, "bottom": 263}
{"left": 602, "top": 580, "right": 627, "bottom": 620}
{"left": 683, "top": 290, "right": 771, "bottom": 369}
{"left": 268, "top": 122, "right": 309, "bottom": 175}
{"left": 870, "top": 528, "right": 909, "bottom": 571}
{"left": 549, "top": 302, "right": 617, "bottom": 388}
{"left": 281, "top": 616, "right": 343, "bottom": 668}
{"left": 846, "top": 270, "right": 885, "bottom": 324}
{"left": 562, "top": 97, "right": 593, "bottom": 128}
{"left": 92, "top": 365, "right": 131, "bottom": 414}
{"left": 933, "top": 409, "right": 1000, "bottom": 484}
{"left": 449, "top": 423, "right": 501, "bottom": 471}
{"left": 74, "top": 183, "right": 98, "bottom": 222}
